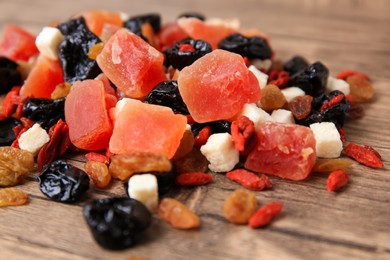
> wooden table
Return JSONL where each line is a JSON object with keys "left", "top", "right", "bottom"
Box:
{"left": 1, "top": 0, "right": 389, "bottom": 259}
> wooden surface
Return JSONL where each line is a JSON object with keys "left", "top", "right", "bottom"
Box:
{"left": 1, "top": 0, "right": 390, "bottom": 259}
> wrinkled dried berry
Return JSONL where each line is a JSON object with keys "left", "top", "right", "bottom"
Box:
{"left": 164, "top": 39, "right": 212, "bottom": 70}
{"left": 158, "top": 198, "right": 200, "bottom": 229}
{"left": 144, "top": 80, "right": 189, "bottom": 114}
{"left": 124, "top": 13, "right": 161, "bottom": 34}
{"left": 22, "top": 98, "right": 65, "bottom": 130}
{"left": 83, "top": 197, "right": 152, "bottom": 250}
{"left": 288, "top": 95, "right": 313, "bottom": 120}
{"left": 260, "top": 84, "right": 287, "bottom": 111}
{"left": 58, "top": 17, "right": 102, "bottom": 83}
{"left": 84, "top": 161, "right": 111, "bottom": 189}
{"left": 287, "top": 61, "right": 329, "bottom": 97}
{"left": 178, "top": 12, "right": 206, "bottom": 21}
{"left": 191, "top": 120, "right": 231, "bottom": 137}
{"left": 218, "top": 33, "right": 272, "bottom": 60}
{"left": 346, "top": 75, "right": 375, "bottom": 102}
{"left": 312, "top": 158, "right": 353, "bottom": 173}
{"left": 0, "top": 57, "right": 22, "bottom": 94}
{"left": 174, "top": 148, "right": 209, "bottom": 174}
{"left": 0, "top": 146, "right": 34, "bottom": 187}
{"left": 283, "top": 55, "right": 309, "bottom": 76}
{"left": 38, "top": 160, "right": 89, "bottom": 203}
{"left": 223, "top": 189, "right": 258, "bottom": 224}
{"left": 0, "top": 118, "right": 21, "bottom": 146}
{"left": 0, "top": 187, "right": 29, "bottom": 207}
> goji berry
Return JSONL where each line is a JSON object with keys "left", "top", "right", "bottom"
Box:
{"left": 176, "top": 172, "right": 213, "bottom": 186}
{"left": 344, "top": 142, "right": 383, "bottom": 168}
{"left": 85, "top": 152, "right": 110, "bottom": 164}
{"left": 226, "top": 169, "right": 272, "bottom": 191}
{"left": 268, "top": 70, "right": 290, "bottom": 88}
{"left": 2, "top": 86, "right": 20, "bottom": 117}
{"left": 327, "top": 169, "right": 349, "bottom": 192}
{"left": 231, "top": 116, "right": 255, "bottom": 153}
{"left": 336, "top": 70, "right": 370, "bottom": 82}
{"left": 194, "top": 126, "right": 211, "bottom": 147}
{"left": 320, "top": 93, "right": 345, "bottom": 112}
{"left": 248, "top": 202, "right": 283, "bottom": 228}
{"left": 338, "top": 128, "right": 346, "bottom": 142}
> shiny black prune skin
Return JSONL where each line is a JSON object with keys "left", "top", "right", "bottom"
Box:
{"left": 0, "top": 57, "right": 22, "bottom": 94}
{"left": 124, "top": 13, "right": 161, "bottom": 35}
{"left": 58, "top": 17, "right": 102, "bottom": 83}
{"left": 164, "top": 38, "right": 212, "bottom": 70}
{"left": 83, "top": 197, "right": 152, "bottom": 250}
{"left": 218, "top": 33, "right": 273, "bottom": 60}
{"left": 287, "top": 61, "right": 329, "bottom": 97}
{"left": 0, "top": 118, "right": 21, "bottom": 146}
{"left": 192, "top": 120, "right": 231, "bottom": 137}
{"left": 22, "top": 98, "right": 65, "bottom": 130}
{"left": 144, "top": 80, "right": 189, "bottom": 114}
{"left": 38, "top": 160, "right": 90, "bottom": 203}
{"left": 177, "top": 12, "right": 205, "bottom": 21}
{"left": 283, "top": 55, "right": 309, "bottom": 76}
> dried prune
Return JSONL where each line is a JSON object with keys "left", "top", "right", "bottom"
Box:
{"left": 0, "top": 117, "right": 21, "bottom": 146}
{"left": 283, "top": 55, "right": 309, "bottom": 76}
{"left": 287, "top": 61, "right": 329, "bottom": 97}
{"left": 58, "top": 17, "right": 102, "bottom": 83}
{"left": 178, "top": 12, "right": 206, "bottom": 21}
{"left": 164, "top": 39, "right": 212, "bottom": 70}
{"left": 218, "top": 33, "right": 272, "bottom": 60}
{"left": 22, "top": 97, "right": 65, "bottom": 130}
{"left": 144, "top": 80, "right": 189, "bottom": 114}
{"left": 38, "top": 160, "right": 89, "bottom": 203}
{"left": 191, "top": 120, "right": 231, "bottom": 137}
{"left": 124, "top": 13, "right": 161, "bottom": 34}
{"left": 0, "top": 57, "right": 22, "bottom": 94}
{"left": 83, "top": 197, "right": 152, "bottom": 250}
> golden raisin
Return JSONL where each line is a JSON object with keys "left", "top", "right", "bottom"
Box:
{"left": 109, "top": 152, "right": 172, "bottom": 180}
{"left": 312, "top": 158, "right": 353, "bottom": 173}
{"left": 0, "top": 147, "right": 34, "bottom": 187}
{"left": 260, "top": 84, "right": 287, "bottom": 112}
{"left": 288, "top": 95, "right": 313, "bottom": 120}
{"left": 51, "top": 82, "right": 71, "bottom": 99}
{"left": 0, "top": 187, "right": 29, "bottom": 207}
{"left": 88, "top": 42, "right": 105, "bottom": 60}
{"left": 158, "top": 198, "right": 200, "bottom": 229}
{"left": 223, "top": 189, "right": 258, "bottom": 224}
{"left": 84, "top": 161, "right": 111, "bottom": 189}
{"left": 141, "top": 23, "right": 156, "bottom": 47}
{"left": 172, "top": 129, "right": 195, "bottom": 161}
{"left": 174, "top": 148, "right": 209, "bottom": 174}
{"left": 346, "top": 75, "right": 375, "bottom": 102}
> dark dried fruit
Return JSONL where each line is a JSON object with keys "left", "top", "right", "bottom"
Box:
{"left": 58, "top": 17, "right": 102, "bottom": 83}
{"left": 38, "top": 160, "right": 89, "bottom": 203}
{"left": 83, "top": 197, "right": 152, "bottom": 250}
{"left": 144, "top": 80, "right": 189, "bottom": 114}
{"left": 283, "top": 55, "right": 309, "bottom": 76}
{"left": 124, "top": 13, "right": 161, "bottom": 34}
{"left": 177, "top": 12, "right": 206, "bottom": 21}
{"left": 164, "top": 38, "right": 212, "bottom": 70}
{"left": 288, "top": 95, "right": 313, "bottom": 120}
{"left": 0, "top": 118, "right": 21, "bottom": 146}
{"left": 191, "top": 120, "right": 231, "bottom": 137}
{"left": 218, "top": 33, "right": 272, "bottom": 60}
{"left": 0, "top": 57, "right": 22, "bottom": 94}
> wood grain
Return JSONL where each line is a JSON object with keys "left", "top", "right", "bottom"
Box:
{"left": 1, "top": 0, "right": 389, "bottom": 259}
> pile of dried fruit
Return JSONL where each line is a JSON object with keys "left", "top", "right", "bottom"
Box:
{"left": 0, "top": 10, "right": 384, "bottom": 250}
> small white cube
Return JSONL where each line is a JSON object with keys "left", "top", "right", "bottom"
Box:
{"left": 281, "top": 87, "right": 305, "bottom": 102}
{"left": 237, "top": 103, "right": 274, "bottom": 130}
{"left": 35, "top": 27, "right": 64, "bottom": 60}
{"left": 271, "top": 109, "right": 295, "bottom": 124}
{"left": 200, "top": 133, "right": 239, "bottom": 172}
{"left": 248, "top": 65, "right": 268, "bottom": 89}
{"left": 310, "top": 122, "right": 343, "bottom": 158}
{"left": 205, "top": 17, "right": 240, "bottom": 29}
{"left": 18, "top": 123, "right": 50, "bottom": 156}
{"left": 250, "top": 59, "right": 272, "bottom": 72}
{"left": 128, "top": 174, "right": 158, "bottom": 212}
{"left": 326, "top": 76, "right": 350, "bottom": 95}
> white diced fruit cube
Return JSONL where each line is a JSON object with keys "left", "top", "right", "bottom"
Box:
{"left": 326, "top": 76, "right": 350, "bottom": 95}
{"left": 281, "top": 87, "right": 305, "bottom": 102}
{"left": 200, "top": 133, "right": 239, "bottom": 172}
{"left": 271, "top": 109, "right": 295, "bottom": 124}
{"left": 128, "top": 174, "right": 158, "bottom": 212}
{"left": 248, "top": 65, "right": 268, "bottom": 89}
{"left": 310, "top": 122, "right": 343, "bottom": 158}
{"left": 237, "top": 103, "right": 274, "bottom": 129}
{"left": 35, "top": 27, "right": 64, "bottom": 60}
{"left": 18, "top": 123, "right": 50, "bottom": 155}
{"left": 250, "top": 59, "right": 272, "bottom": 72}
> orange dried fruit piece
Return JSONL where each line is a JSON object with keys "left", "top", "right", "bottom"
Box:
{"left": 312, "top": 158, "right": 353, "bottom": 173}
{"left": 87, "top": 42, "right": 105, "bottom": 60}
{"left": 0, "top": 187, "right": 29, "bottom": 206}
{"left": 346, "top": 75, "right": 374, "bottom": 103}
{"left": 223, "top": 189, "right": 258, "bottom": 224}
{"left": 0, "top": 146, "right": 34, "bottom": 187}
{"left": 260, "top": 84, "right": 287, "bottom": 111}
{"left": 109, "top": 152, "right": 172, "bottom": 180}
{"left": 172, "top": 128, "right": 195, "bottom": 161}
{"left": 288, "top": 95, "right": 313, "bottom": 120}
{"left": 158, "top": 198, "right": 200, "bottom": 229}
{"left": 174, "top": 148, "right": 209, "bottom": 174}
{"left": 51, "top": 82, "right": 71, "bottom": 99}
{"left": 84, "top": 160, "right": 111, "bottom": 189}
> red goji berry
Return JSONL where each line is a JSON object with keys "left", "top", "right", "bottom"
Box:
{"left": 249, "top": 202, "right": 283, "bottom": 228}
{"left": 0, "top": 113, "right": 6, "bottom": 121}
{"left": 231, "top": 116, "right": 255, "bottom": 153}
{"left": 226, "top": 169, "right": 272, "bottom": 191}
{"left": 327, "top": 169, "right": 349, "bottom": 192}
{"left": 179, "top": 43, "right": 195, "bottom": 52}
{"left": 176, "top": 172, "right": 213, "bottom": 186}
{"left": 194, "top": 126, "right": 211, "bottom": 147}
{"left": 2, "top": 87, "right": 20, "bottom": 117}
{"left": 185, "top": 114, "right": 195, "bottom": 124}
{"left": 338, "top": 128, "right": 346, "bottom": 142}
{"left": 268, "top": 70, "right": 290, "bottom": 88}
{"left": 320, "top": 93, "right": 345, "bottom": 112}
{"left": 85, "top": 152, "right": 110, "bottom": 164}
{"left": 336, "top": 70, "right": 370, "bottom": 82}
{"left": 344, "top": 143, "right": 383, "bottom": 168}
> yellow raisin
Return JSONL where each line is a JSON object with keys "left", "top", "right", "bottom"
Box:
{"left": 172, "top": 129, "right": 195, "bottom": 161}
{"left": 0, "top": 187, "right": 29, "bottom": 207}
{"left": 223, "top": 189, "right": 258, "bottom": 224}
{"left": 158, "top": 198, "right": 200, "bottom": 229}
{"left": 0, "top": 147, "right": 34, "bottom": 187}
{"left": 174, "top": 148, "right": 209, "bottom": 174}
{"left": 84, "top": 161, "right": 111, "bottom": 189}
{"left": 51, "top": 82, "right": 71, "bottom": 99}
{"left": 260, "top": 84, "right": 287, "bottom": 112}
{"left": 109, "top": 152, "right": 172, "bottom": 180}
{"left": 88, "top": 42, "right": 105, "bottom": 60}
{"left": 346, "top": 75, "right": 375, "bottom": 102}
{"left": 312, "top": 158, "right": 354, "bottom": 173}
{"left": 141, "top": 23, "right": 156, "bottom": 47}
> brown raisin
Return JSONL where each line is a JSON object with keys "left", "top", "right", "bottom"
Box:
{"left": 0, "top": 187, "right": 29, "bottom": 206}
{"left": 174, "top": 148, "right": 209, "bottom": 174}
{"left": 223, "top": 189, "right": 258, "bottom": 224}
{"left": 312, "top": 158, "right": 354, "bottom": 173}
{"left": 346, "top": 75, "right": 374, "bottom": 103}
{"left": 84, "top": 160, "right": 111, "bottom": 189}
{"left": 172, "top": 129, "right": 195, "bottom": 161}
{"left": 288, "top": 95, "right": 313, "bottom": 120}
{"left": 260, "top": 84, "right": 287, "bottom": 112}
{"left": 158, "top": 198, "right": 200, "bottom": 229}
{"left": 0, "top": 146, "right": 34, "bottom": 186}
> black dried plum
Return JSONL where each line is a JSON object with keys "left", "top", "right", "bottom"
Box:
{"left": 218, "top": 33, "right": 272, "bottom": 60}
{"left": 22, "top": 98, "right": 65, "bottom": 130}
{"left": 58, "top": 17, "right": 101, "bottom": 83}
{"left": 0, "top": 57, "right": 22, "bottom": 94}
{"left": 83, "top": 197, "right": 151, "bottom": 250}
{"left": 0, "top": 118, "right": 21, "bottom": 146}
{"left": 192, "top": 120, "right": 231, "bottom": 137}
{"left": 144, "top": 80, "right": 189, "bottom": 114}
{"left": 124, "top": 13, "right": 161, "bottom": 37}
{"left": 38, "top": 160, "right": 89, "bottom": 203}
{"left": 178, "top": 12, "right": 205, "bottom": 21}
{"left": 287, "top": 61, "right": 329, "bottom": 97}
{"left": 283, "top": 55, "right": 309, "bottom": 76}
{"left": 164, "top": 38, "right": 212, "bottom": 70}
